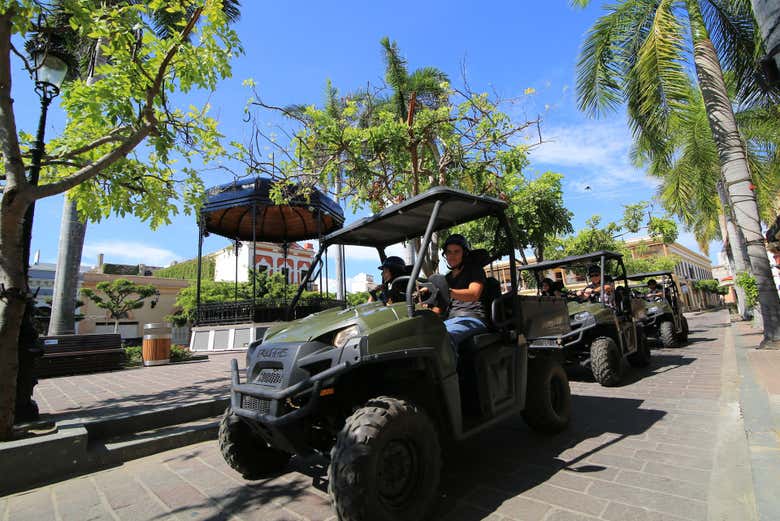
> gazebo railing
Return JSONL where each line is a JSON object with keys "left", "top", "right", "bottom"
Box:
{"left": 196, "top": 298, "right": 346, "bottom": 326}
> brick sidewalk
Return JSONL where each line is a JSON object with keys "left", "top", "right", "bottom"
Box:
{"left": 32, "top": 352, "right": 245, "bottom": 423}
{"left": 3, "top": 311, "right": 754, "bottom": 520}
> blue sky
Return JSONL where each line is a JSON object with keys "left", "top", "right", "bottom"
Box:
{"left": 15, "top": 1, "right": 720, "bottom": 284}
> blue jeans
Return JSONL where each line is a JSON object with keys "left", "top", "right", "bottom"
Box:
{"left": 444, "top": 316, "right": 487, "bottom": 352}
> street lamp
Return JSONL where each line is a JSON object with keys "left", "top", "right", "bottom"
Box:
{"left": 22, "top": 42, "right": 68, "bottom": 276}
{"left": 15, "top": 40, "right": 69, "bottom": 423}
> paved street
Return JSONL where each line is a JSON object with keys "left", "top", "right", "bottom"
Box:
{"left": 4, "top": 310, "right": 778, "bottom": 521}
{"left": 32, "top": 353, "right": 245, "bottom": 423}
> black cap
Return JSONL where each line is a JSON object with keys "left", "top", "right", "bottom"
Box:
{"left": 443, "top": 233, "right": 471, "bottom": 253}
{"left": 587, "top": 264, "right": 601, "bottom": 276}
{"left": 378, "top": 256, "right": 406, "bottom": 274}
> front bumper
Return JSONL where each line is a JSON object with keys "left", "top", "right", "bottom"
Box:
{"left": 529, "top": 321, "right": 593, "bottom": 350}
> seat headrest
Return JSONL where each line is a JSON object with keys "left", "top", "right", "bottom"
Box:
{"left": 468, "top": 248, "right": 492, "bottom": 267}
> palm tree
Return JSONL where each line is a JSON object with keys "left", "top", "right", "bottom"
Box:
{"left": 48, "top": 1, "right": 241, "bottom": 335}
{"left": 637, "top": 82, "right": 779, "bottom": 318}
{"left": 575, "top": 0, "right": 780, "bottom": 344}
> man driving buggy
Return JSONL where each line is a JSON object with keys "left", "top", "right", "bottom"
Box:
{"left": 577, "top": 264, "right": 614, "bottom": 303}
{"left": 645, "top": 278, "right": 663, "bottom": 300}
{"left": 439, "top": 234, "right": 489, "bottom": 348}
{"left": 368, "top": 255, "right": 406, "bottom": 304}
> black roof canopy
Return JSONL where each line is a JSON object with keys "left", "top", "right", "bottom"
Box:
{"left": 201, "top": 177, "right": 344, "bottom": 242}
{"left": 517, "top": 250, "right": 624, "bottom": 272}
{"left": 322, "top": 187, "right": 508, "bottom": 248}
{"left": 626, "top": 271, "right": 674, "bottom": 281}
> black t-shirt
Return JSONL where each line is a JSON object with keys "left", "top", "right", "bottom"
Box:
{"left": 446, "top": 262, "right": 487, "bottom": 319}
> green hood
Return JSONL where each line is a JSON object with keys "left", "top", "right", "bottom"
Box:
{"left": 262, "top": 302, "right": 405, "bottom": 344}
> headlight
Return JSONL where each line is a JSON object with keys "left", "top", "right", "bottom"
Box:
{"left": 333, "top": 325, "right": 361, "bottom": 348}
{"left": 572, "top": 311, "right": 593, "bottom": 322}
{"left": 647, "top": 306, "right": 660, "bottom": 315}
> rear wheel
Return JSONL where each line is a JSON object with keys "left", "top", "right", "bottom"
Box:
{"left": 522, "top": 356, "right": 571, "bottom": 433}
{"left": 628, "top": 328, "right": 651, "bottom": 367}
{"left": 590, "top": 337, "right": 622, "bottom": 386}
{"left": 218, "top": 408, "right": 291, "bottom": 479}
{"left": 659, "top": 320, "right": 678, "bottom": 348}
{"left": 328, "top": 396, "right": 441, "bottom": 521}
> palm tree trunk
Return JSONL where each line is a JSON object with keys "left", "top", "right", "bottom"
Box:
{"left": 688, "top": 1, "right": 780, "bottom": 343}
{"left": 48, "top": 200, "right": 86, "bottom": 334}
{"left": 48, "top": 39, "right": 104, "bottom": 335}
{"left": 717, "top": 181, "right": 750, "bottom": 319}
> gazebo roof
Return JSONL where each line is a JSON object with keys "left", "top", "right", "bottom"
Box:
{"left": 201, "top": 177, "right": 344, "bottom": 242}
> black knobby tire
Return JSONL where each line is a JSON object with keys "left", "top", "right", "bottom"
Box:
{"left": 218, "top": 408, "right": 291, "bottom": 479}
{"left": 677, "top": 316, "right": 689, "bottom": 344}
{"left": 590, "top": 337, "right": 622, "bottom": 387}
{"left": 659, "top": 320, "right": 678, "bottom": 348}
{"left": 522, "top": 356, "right": 571, "bottom": 434}
{"left": 627, "top": 328, "right": 651, "bottom": 368}
{"left": 328, "top": 396, "right": 441, "bottom": 521}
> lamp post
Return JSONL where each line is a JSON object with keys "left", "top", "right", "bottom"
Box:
{"left": 22, "top": 44, "right": 69, "bottom": 273}
{"left": 15, "top": 42, "right": 68, "bottom": 423}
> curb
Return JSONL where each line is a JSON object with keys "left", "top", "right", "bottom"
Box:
{"left": 0, "top": 398, "right": 229, "bottom": 496}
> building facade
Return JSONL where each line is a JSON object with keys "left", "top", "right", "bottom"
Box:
{"left": 77, "top": 272, "right": 190, "bottom": 340}
{"left": 214, "top": 241, "right": 317, "bottom": 286}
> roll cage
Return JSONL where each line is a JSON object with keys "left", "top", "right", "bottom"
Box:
{"left": 289, "top": 187, "right": 520, "bottom": 319}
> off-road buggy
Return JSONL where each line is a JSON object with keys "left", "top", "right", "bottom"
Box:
{"left": 517, "top": 251, "right": 651, "bottom": 387}
{"left": 625, "top": 271, "right": 689, "bottom": 348}
{"left": 220, "top": 187, "right": 573, "bottom": 521}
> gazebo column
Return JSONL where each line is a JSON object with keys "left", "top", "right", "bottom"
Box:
{"left": 195, "top": 216, "right": 205, "bottom": 326}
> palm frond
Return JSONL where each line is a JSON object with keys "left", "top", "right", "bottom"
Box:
{"left": 626, "top": 0, "right": 689, "bottom": 147}
{"left": 380, "top": 37, "right": 409, "bottom": 120}
{"left": 576, "top": 0, "right": 661, "bottom": 117}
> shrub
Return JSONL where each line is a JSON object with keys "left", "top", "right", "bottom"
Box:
{"left": 735, "top": 272, "right": 759, "bottom": 308}
{"left": 170, "top": 344, "right": 192, "bottom": 363}
{"left": 124, "top": 346, "right": 143, "bottom": 366}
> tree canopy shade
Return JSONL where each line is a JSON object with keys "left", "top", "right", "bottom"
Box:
{"left": 0, "top": 0, "right": 241, "bottom": 439}
{"left": 574, "top": 0, "right": 780, "bottom": 344}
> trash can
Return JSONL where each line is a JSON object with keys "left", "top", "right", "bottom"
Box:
{"left": 142, "top": 323, "right": 171, "bottom": 366}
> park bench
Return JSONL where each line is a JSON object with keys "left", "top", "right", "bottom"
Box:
{"left": 34, "top": 333, "right": 124, "bottom": 378}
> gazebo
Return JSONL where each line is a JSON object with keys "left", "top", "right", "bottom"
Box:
{"left": 193, "top": 177, "right": 345, "bottom": 330}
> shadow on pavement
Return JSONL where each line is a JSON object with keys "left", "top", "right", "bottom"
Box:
{"left": 235, "top": 395, "right": 666, "bottom": 520}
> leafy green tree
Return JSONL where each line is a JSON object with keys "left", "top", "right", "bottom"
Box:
{"left": 49, "top": 0, "right": 241, "bottom": 336}
{"left": 0, "top": 1, "right": 240, "bottom": 438}
{"left": 81, "top": 279, "right": 159, "bottom": 333}
{"left": 574, "top": 0, "right": 780, "bottom": 344}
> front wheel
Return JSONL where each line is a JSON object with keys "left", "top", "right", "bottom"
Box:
{"left": 218, "top": 408, "right": 291, "bottom": 479}
{"left": 328, "top": 396, "right": 441, "bottom": 521}
{"left": 628, "top": 328, "right": 651, "bottom": 367}
{"left": 522, "top": 356, "right": 571, "bottom": 433}
{"left": 590, "top": 337, "right": 622, "bottom": 387}
{"left": 676, "top": 316, "right": 689, "bottom": 344}
{"left": 659, "top": 320, "right": 678, "bottom": 348}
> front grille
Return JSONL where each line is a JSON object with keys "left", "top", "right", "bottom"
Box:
{"left": 531, "top": 338, "right": 560, "bottom": 347}
{"left": 242, "top": 395, "right": 271, "bottom": 415}
{"left": 255, "top": 368, "right": 283, "bottom": 386}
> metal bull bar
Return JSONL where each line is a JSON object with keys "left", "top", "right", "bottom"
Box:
{"left": 230, "top": 358, "right": 351, "bottom": 427}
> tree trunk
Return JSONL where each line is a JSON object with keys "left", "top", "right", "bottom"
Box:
{"left": 688, "top": 2, "right": 780, "bottom": 343}
{"left": 717, "top": 181, "right": 750, "bottom": 320}
{"left": 48, "top": 199, "right": 86, "bottom": 334}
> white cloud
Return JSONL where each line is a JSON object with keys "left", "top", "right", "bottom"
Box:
{"left": 531, "top": 120, "right": 660, "bottom": 200}
{"left": 83, "top": 241, "right": 181, "bottom": 267}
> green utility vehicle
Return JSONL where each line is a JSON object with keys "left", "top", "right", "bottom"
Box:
{"left": 220, "top": 187, "right": 573, "bottom": 521}
{"left": 518, "top": 251, "right": 651, "bottom": 387}
{"left": 626, "top": 271, "right": 688, "bottom": 348}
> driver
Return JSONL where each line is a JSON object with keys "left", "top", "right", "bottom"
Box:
{"left": 577, "top": 265, "right": 613, "bottom": 302}
{"left": 368, "top": 256, "right": 406, "bottom": 304}
{"left": 441, "top": 234, "right": 489, "bottom": 348}
{"left": 645, "top": 279, "right": 663, "bottom": 300}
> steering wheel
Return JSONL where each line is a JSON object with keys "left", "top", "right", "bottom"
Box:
{"left": 387, "top": 276, "right": 427, "bottom": 302}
